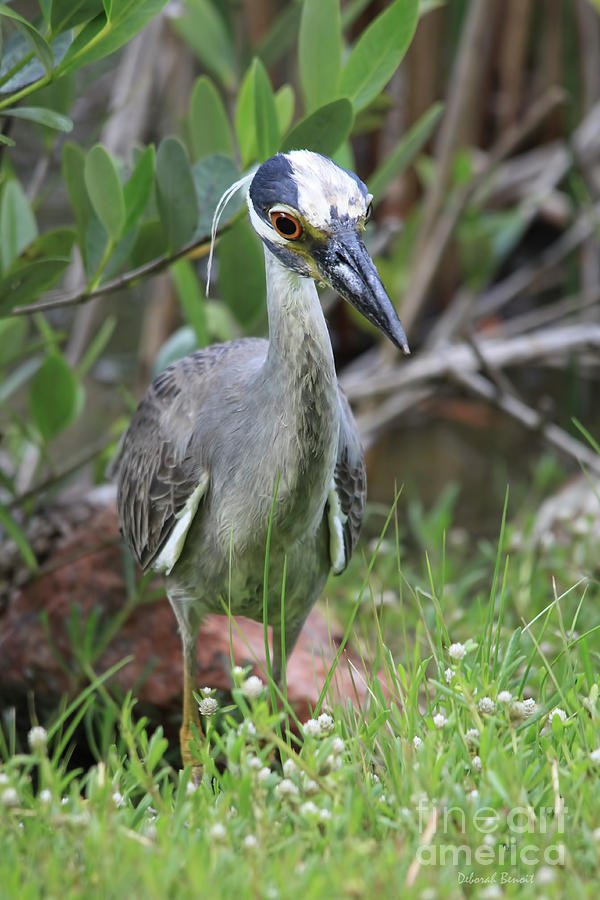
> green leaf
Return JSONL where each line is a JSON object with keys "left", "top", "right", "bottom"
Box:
{"left": 0, "top": 2, "right": 54, "bottom": 73}
{"left": 0, "top": 316, "right": 28, "bottom": 366}
{"left": 235, "top": 65, "right": 258, "bottom": 167}
{"left": 0, "top": 180, "right": 38, "bottom": 273}
{"left": 252, "top": 58, "right": 279, "bottom": 161}
{"left": 50, "top": 0, "right": 103, "bottom": 34}
{"left": 0, "top": 31, "right": 71, "bottom": 94}
{"left": 29, "top": 352, "right": 83, "bottom": 442}
{"left": 340, "top": 0, "right": 419, "bottom": 111}
{"left": 256, "top": 2, "right": 301, "bottom": 68}
{"left": 280, "top": 98, "right": 353, "bottom": 156}
{"left": 0, "top": 501, "right": 37, "bottom": 570}
{"left": 192, "top": 154, "right": 242, "bottom": 239}
{"left": 129, "top": 218, "right": 167, "bottom": 268}
{"left": 171, "top": 258, "right": 208, "bottom": 347}
{"left": 170, "top": 0, "right": 235, "bottom": 89}
{"left": 189, "top": 76, "right": 233, "bottom": 161}
{"left": 218, "top": 218, "right": 265, "bottom": 329}
{"left": 84, "top": 144, "right": 125, "bottom": 240}
{"left": 0, "top": 258, "right": 71, "bottom": 315}
{"left": 155, "top": 137, "right": 198, "bottom": 251}
{"left": 274, "top": 84, "right": 295, "bottom": 136}
{"left": 62, "top": 141, "right": 94, "bottom": 252}
{"left": 123, "top": 144, "right": 155, "bottom": 234}
{"left": 1, "top": 106, "right": 73, "bottom": 131}
{"left": 58, "top": 0, "right": 169, "bottom": 75}
{"left": 368, "top": 102, "right": 444, "bottom": 198}
{"left": 298, "top": 0, "right": 341, "bottom": 111}
{"left": 20, "top": 227, "right": 76, "bottom": 262}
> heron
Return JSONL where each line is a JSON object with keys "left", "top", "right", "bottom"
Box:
{"left": 116, "top": 150, "right": 409, "bottom": 767}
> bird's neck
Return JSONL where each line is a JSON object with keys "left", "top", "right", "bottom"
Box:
{"left": 262, "top": 248, "right": 336, "bottom": 380}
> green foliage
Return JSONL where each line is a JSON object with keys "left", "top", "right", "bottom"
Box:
{"left": 155, "top": 137, "right": 198, "bottom": 251}
{"left": 29, "top": 351, "right": 84, "bottom": 442}
{"left": 280, "top": 97, "right": 354, "bottom": 156}
{"left": 84, "top": 144, "right": 126, "bottom": 240}
{"left": 189, "top": 76, "right": 234, "bottom": 161}
{"left": 0, "top": 179, "right": 37, "bottom": 271}
{"left": 298, "top": 0, "right": 342, "bottom": 112}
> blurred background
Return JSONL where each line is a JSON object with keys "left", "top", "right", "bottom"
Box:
{"left": 1, "top": 0, "right": 600, "bottom": 739}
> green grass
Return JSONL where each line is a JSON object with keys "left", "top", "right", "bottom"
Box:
{"left": 1, "top": 491, "right": 600, "bottom": 899}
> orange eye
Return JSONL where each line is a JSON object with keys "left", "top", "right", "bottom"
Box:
{"left": 270, "top": 211, "right": 303, "bottom": 240}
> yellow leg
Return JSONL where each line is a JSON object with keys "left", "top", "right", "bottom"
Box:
{"left": 179, "top": 633, "right": 204, "bottom": 774}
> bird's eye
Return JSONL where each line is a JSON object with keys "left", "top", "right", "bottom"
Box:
{"left": 365, "top": 201, "right": 373, "bottom": 223}
{"left": 270, "top": 211, "right": 303, "bottom": 240}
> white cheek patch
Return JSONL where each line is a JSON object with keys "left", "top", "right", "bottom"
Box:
{"left": 153, "top": 472, "right": 209, "bottom": 575}
{"left": 327, "top": 480, "right": 348, "bottom": 575}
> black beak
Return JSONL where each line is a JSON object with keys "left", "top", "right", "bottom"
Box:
{"left": 314, "top": 230, "right": 410, "bottom": 354}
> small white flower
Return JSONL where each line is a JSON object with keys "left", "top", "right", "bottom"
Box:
{"left": 317, "top": 713, "right": 334, "bottom": 734}
{"left": 412, "top": 735, "right": 423, "bottom": 750}
{"left": 444, "top": 667, "right": 454, "bottom": 684}
{"left": 145, "top": 823, "right": 158, "bottom": 841}
{"left": 302, "top": 718, "right": 321, "bottom": 738}
{"left": 472, "top": 755, "right": 482, "bottom": 771}
{"left": 283, "top": 759, "right": 298, "bottom": 778}
{"left": 199, "top": 697, "right": 218, "bottom": 716}
{"left": 433, "top": 713, "right": 447, "bottom": 729}
{"left": 589, "top": 748, "right": 600, "bottom": 764}
{"left": 448, "top": 642, "right": 466, "bottom": 660}
{"left": 319, "top": 808, "right": 331, "bottom": 822}
{"left": 233, "top": 665, "right": 244, "bottom": 677}
{"left": 246, "top": 754, "right": 263, "bottom": 771}
{"left": 0, "top": 773, "right": 8, "bottom": 785}
{"left": 27, "top": 726, "right": 48, "bottom": 752}
{"left": 300, "top": 800, "right": 319, "bottom": 817}
{"left": 304, "top": 778, "right": 319, "bottom": 796}
{"left": 242, "top": 676, "right": 264, "bottom": 699}
{"left": 523, "top": 697, "right": 537, "bottom": 713}
{"left": 243, "top": 834, "right": 258, "bottom": 849}
{"left": 209, "top": 823, "right": 226, "bottom": 840}
{"left": 257, "top": 767, "right": 272, "bottom": 783}
{"left": 2, "top": 788, "right": 18, "bottom": 808}
{"left": 112, "top": 791, "right": 125, "bottom": 807}
{"left": 369, "top": 773, "right": 380, "bottom": 784}
{"left": 479, "top": 886, "right": 502, "bottom": 899}
{"left": 275, "top": 778, "right": 299, "bottom": 799}
{"left": 497, "top": 690, "right": 512, "bottom": 704}
{"left": 548, "top": 707, "right": 567, "bottom": 724}
{"left": 39, "top": 788, "right": 52, "bottom": 804}
{"left": 465, "top": 728, "right": 480, "bottom": 747}
{"left": 478, "top": 696, "right": 495, "bottom": 714}
{"left": 536, "top": 865, "right": 556, "bottom": 885}
{"left": 320, "top": 754, "right": 342, "bottom": 775}
{"left": 237, "top": 720, "right": 257, "bottom": 736}
{"left": 593, "top": 826, "right": 600, "bottom": 841}
{"left": 330, "top": 737, "right": 345, "bottom": 756}
{"left": 201, "top": 686, "right": 212, "bottom": 697}
{"left": 186, "top": 781, "right": 198, "bottom": 796}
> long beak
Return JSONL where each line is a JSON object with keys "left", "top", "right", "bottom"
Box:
{"left": 316, "top": 230, "right": 410, "bottom": 354}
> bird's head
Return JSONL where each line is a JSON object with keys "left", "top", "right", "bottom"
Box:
{"left": 247, "top": 150, "right": 409, "bottom": 354}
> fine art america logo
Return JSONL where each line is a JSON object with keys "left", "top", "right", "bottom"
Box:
{"left": 415, "top": 799, "right": 566, "bottom": 875}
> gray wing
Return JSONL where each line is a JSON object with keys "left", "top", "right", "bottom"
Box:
{"left": 327, "top": 389, "right": 366, "bottom": 575}
{"left": 115, "top": 339, "right": 266, "bottom": 572}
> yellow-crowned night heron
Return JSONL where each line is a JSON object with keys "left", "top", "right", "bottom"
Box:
{"left": 116, "top": 151, "right": 409, "bottom": 766}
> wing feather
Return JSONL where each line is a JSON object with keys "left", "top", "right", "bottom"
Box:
{"left": 328, "top": 389, "right": 366, "bottom": 574}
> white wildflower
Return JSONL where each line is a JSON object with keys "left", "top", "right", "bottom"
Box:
{"left": 536, "top": 865, "right": 556, "bottom": 885}
{"left": 27, "top": 726, "right": 48, "bottom": 752}
{"left": 283, "top": 759, "right": 298, "bottom": 778}
{"left": 199, "top": 696, "right": 218, "bottom": 716}
{"left": 2, "top": 788, "right": 18, "bottom": 808}
{"left": 444, "top": 667, "right": 454, "bottom": 684}
{"left": 275, "top": 778, "right": 299, "bottom": 799}
{"left": 448, "top": 642, "right": 466, "bottom": 660}
{"left": 369, "top": 773, "right": 380, "bottom": 784}
{"left": 497, "top": 690, "right": 512, "bottom": 704}
{"left": 39, "top": 789, "right": 52, "bottom": 804}
{"left": 0, "top": 773, "right": 8, "bottom": 785}
{"left": 237, "top": 720, "right": 257, "bottom": 736}
{"left": 478, "top": 696, "right": 495, "bottom": 714}
{"left": 233, "top": 665, "right": 244, "bottom": 677}
{"left": 186, "top": 781, "right": 198, "bottom": 796}
{"left": 200, "top": 686, "right": 212, "bottom": 697}
{"left": 433, "top": 713, "right": 447, "bottom": 729}
{"left": 209, "top": 823, "right": 226, "bottom": 840}
{"left": 413, "top": 735, "right": 423, "bottom": 750}
{"left": 246, "top": 754, "right": 263, "bottom": 771}
{"left": 330, "top": 737, "right": 345, "bottom": 756}
{"left": 242, "top": 676, "right": 264, "bottom": 699}
{"left": 320, "top": 754, "right": 342, "bottom": 775}
{"left": 465, "top": 728, "right": 480, "bottom": 747}
{"left": 243, "top": 834, "right": 258, "bottom": 849}
{"left": 472, "top": 755, "right": 482, "bottom": 771}
{"left": 523, "top": 697, "right": 537, "bottom": 713}
{"left": 299, "top": 801, "right": 319, "bottom": 817}
{"left": 548, "top": 707, "right": 567, "bottom": 724}
{"left": 319, "top": 808, "right": 331, "bottom": 822}
{"left": 304, "top": 778, "right": 319, "bottom": 796}
{"left": 302, "top": 718, "right": 321, "bottom": 738}
{"left": 112, "top": 791, "right": 125, "bottom": 807}
{"left": 257, "top": 767, "right": 272, "bottom": 783}
{"left": 317, "top": 713, "right": 334, "bottom": 734}
{"left": 590, "top": 748, "right": 600, "bottom": 764}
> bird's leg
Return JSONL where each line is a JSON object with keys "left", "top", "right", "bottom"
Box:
{"left": 180, "top": 627, "right": 203, "bottom": 772}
